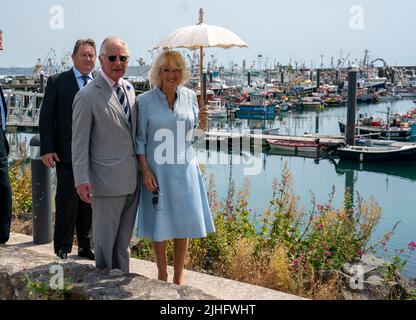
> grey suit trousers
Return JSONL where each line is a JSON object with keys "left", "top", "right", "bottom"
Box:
{"left": 91, "top": 188, "right": 139, "bottom": 274}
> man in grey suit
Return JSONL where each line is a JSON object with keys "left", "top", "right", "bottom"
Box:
{"left": 72, "top": 36, "right": 139, "bottom": 273}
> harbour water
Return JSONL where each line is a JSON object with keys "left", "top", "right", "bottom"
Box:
{"left": 200, "top": 98, "right": 416, "bottom": 278}
{"left": 6, "top": 99, "right": 416, "bottom": 278}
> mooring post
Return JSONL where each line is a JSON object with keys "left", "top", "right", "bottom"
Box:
{"left": 346, "top": 67, "right": 358, "bottom": 146}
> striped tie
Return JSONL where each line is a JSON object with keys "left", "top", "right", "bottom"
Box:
{"left": 81, "top": 75, "right": 90, "bottom": 87}
{"left": 116, "top": 85, "right": 132, "bottom": 127}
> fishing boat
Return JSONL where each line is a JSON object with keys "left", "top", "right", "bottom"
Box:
{"left": 338, "top": 121, "right": 413, "bottom": 140}
{"left": 206, "top": 100, "right": 228, "bottom": 118}
{"left": 300, "top": 96, "right": 324, "bottom": 110}
{"left": 266, "top": 138, "right": 321, "bottom": 152}
{"left": 322, "top": 94, "right": 345, "bottom": 106}
{"left": 237, "top": 92, "right": 277, "bottom": 114}
{"left": 337, "top": 144, "right": 416, "bottom": 161}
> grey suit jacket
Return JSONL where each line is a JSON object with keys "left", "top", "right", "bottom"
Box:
{"left": 72, "top": 73, "right": 138, "bottom": 196}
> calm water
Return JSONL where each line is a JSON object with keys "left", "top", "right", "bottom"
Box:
{"left": 6, "top": 99, "right": 416, "bottom": 278}
{"left": 200, "top": 99, "right": 416, "bottom": 278}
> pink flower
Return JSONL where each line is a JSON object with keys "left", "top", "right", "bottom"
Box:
{"left": 316, "top": 205, "right": 324, "bottom": 211}
{"left": 292, "top": 259, "right": 301, "bottom": 267}
{"left": 408, "top": 242, "right": 416, "bottom": 251}
{"left": 324, "top": 251, "right": 332, "bottom": 257}
{"left": 316, "top": 224, "right": 324, "bottom": 230}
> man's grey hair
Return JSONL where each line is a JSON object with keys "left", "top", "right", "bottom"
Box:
{"left": 99, "top": 36, "right": 129, "bottom": 56}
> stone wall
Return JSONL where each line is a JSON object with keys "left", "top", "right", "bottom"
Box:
{"left": 0, "top": 246, "right": 216, "bottom": 300}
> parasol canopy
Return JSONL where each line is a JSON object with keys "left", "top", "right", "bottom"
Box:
{"left": 154, "top": 8, "right": 249, "bottom": 105}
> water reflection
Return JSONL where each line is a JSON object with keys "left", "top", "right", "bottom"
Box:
{"left": 333, "top": 159, "right": 416, "bottom": 182}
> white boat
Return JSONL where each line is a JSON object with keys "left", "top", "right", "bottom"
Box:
{"left": 337, "top": 144, "right": 416, "bottom": 161}
{"left": 206, "top": 100, "right": 228, "bottom": 118}
{"left": 267, "top": 139, "right": 321, "bottom": 152}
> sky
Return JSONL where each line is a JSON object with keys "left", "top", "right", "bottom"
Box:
{"left": 0, "top": 0, "right": 415, "bottom": 69}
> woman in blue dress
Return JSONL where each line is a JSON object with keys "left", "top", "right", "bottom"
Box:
{"left": 135, "top": 50, "right": 215, "bottom": 285}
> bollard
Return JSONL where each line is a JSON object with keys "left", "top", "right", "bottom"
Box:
{"left": 30, "top": 135, "right": 53, "bottom": 244}
{"left": 39, "top": 71, "right": 45, "bottom": 93}
{"left": 316, "top": 69, "right": 321, "bottom": 92}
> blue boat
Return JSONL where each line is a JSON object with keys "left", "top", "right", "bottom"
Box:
{"left": 237, "top": 92, "right": 277, "bottom": 114}
{"left": 236, "top": 112, "right": 275, "bottom": 120}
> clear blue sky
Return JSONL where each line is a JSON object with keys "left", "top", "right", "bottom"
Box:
{"left": 0, "top": 0, "right": 414, "bottom": 68}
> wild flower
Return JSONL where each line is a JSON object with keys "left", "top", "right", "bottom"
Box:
{"left": 324, "top": 251, "right": 332, "bottom": 258}
{"left": 316, "top": 224, "right": 324, "bottom": 231}
{"left": 408, "top": 242, "right": 416, "bottom": 251}
{"left": 132, "top": 161, "right": 387, "bottom": 300}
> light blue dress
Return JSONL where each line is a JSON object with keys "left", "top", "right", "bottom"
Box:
{"left": 135, "top": 86, "right": 215, "bottom": 242}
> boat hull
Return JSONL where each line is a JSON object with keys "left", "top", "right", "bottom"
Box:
{"left": 338, "top": 121, "right": 411, "bottom": 140}
{"left": 237, "top": 104, "right": 276, "bottom": 113}
{"left": 337, "top": 145, "right": 416, "bottom": 161}
{"left": 267, "top": 139, "right": 321, "bottom": 152}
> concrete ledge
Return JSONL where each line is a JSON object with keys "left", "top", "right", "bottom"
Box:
{"left": 2, "top": 233, "right": 306, "bottom": 300}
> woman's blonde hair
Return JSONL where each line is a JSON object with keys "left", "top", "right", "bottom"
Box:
{"left": 149, "top": 50, "right": 190, "bottom": 87}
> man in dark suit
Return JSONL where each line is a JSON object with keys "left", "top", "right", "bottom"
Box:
{"left": 39, "top": 39, "right": 96, "bottom": 259}
{"left": 0, "top": 29, "right": 13, "bottom": 245}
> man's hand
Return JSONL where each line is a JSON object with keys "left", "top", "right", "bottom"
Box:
{"left": 142, "top": 169, "right": 158, "bottom": 193}
{"left": 76, "top": 183, "right": 93, "bottom": 204}
{"left": 41, "top": 153, "right": 60, "bottom": 168}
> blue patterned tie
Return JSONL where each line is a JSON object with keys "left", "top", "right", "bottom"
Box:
{"left": 116, "top": 85, "right": 132, "bottom": 127}
{"left": 81, "top": 75, "right": 90, "bottom": 87}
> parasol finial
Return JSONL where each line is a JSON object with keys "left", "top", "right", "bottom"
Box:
{"left": 198, "top": 8, "right": 204, "bottom": 25}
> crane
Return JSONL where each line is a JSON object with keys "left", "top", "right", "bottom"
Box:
{"left": 337, "top": 52, "right": 351, "bottom": 69}
{"left": 370, "top": 58, "right": 388, "bottom": 68}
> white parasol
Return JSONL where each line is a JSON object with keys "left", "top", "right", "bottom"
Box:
{"left": 154, "top": 8, "right": 249, "bottom": 106}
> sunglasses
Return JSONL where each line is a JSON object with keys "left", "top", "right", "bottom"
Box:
{"left": 152, "top": 188, "right": 160, "bottom": 210}
{"left": 107, "top": 55, "right": 129, "bottom": 63}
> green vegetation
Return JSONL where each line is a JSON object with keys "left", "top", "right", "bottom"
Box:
{"left": 23, "top": 274, "right": 73, "bottom": 300}
{"left": 9, "top": 160, "right": 32, "bottom": 215}
{"left": 132, "top": 163, "right": 387, "bottom": 299}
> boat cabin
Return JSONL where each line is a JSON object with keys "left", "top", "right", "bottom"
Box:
{"left": 248, "top": 92, "right": 275, "bottom": 106}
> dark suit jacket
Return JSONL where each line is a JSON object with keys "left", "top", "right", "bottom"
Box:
{"left": 0, "top": 86, "right": 9, "bottom": 155}
{"left": 39, "top": 68, "right": 84, "bottom": 164}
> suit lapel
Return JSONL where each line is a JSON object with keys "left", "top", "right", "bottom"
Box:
{"left": 66, "top": 68, "right": 80, "bottom": 96}
{"left": 96, "top": 74, "right": 131, "bottom": 128}
{"left": 0, "top": 86, "right": 6, "bottom": 119}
